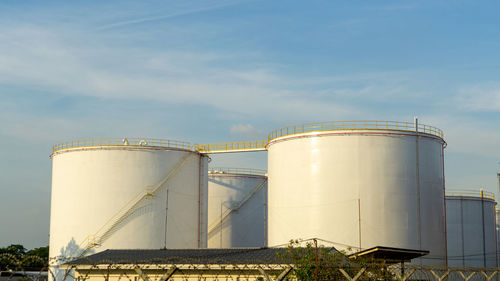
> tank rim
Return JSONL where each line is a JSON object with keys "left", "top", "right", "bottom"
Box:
{"left": 267, "top": 120, "right": 445, "bottom": 143}
{"left": 266, "top": 128, "right": 446, "bottom": 148}
{"left": 50, "top": 138, "right": 199, "bottom": 158}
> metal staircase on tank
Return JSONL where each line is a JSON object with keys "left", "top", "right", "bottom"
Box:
{"left": 77, "top": 152, "right": 193, "bottom": 257}
{"left": 207, "top": 178, "right": 267, "bottom": 237}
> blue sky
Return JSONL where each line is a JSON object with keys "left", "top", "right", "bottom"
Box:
{"left": 1, "top": 0, "right": 499, "bottom": 249}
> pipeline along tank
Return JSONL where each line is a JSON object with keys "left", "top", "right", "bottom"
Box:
{"left": 207, "top": 168, "right": 267, "bottom": 248}
{"left": 446, "top": 190, "right": 497, "bottom": 267}
{"left": 266, "top": 120, "right": 447, "bottom": 265}
{"left": 49, "top": 138, "right": 208, "bottom": 280}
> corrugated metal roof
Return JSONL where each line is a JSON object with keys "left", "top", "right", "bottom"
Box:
{"left": 66, "top": 248, "right": 293, "bottom": 265}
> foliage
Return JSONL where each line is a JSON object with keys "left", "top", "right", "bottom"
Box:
{"left": 24, "top": 246, "right": 50, "bottom": 269}
{"left": 0, "top": 244, "right": 26, "bottom": 258}
{"left": 0, "top": 245, "right": 49, "bottom": 271}
{"left": 277, "top": 239, "right": 395, "bottom": 281}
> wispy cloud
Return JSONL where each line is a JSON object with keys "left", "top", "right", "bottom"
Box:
{"left": 96, "top": 0, "right": 249, "bottom": 30}
{"left": 454, "top": 83, "right": 500, "bottom": 112}
{"left": 2, "top": 0, "right": 500, "bottom": 250}
{"left": 0, "top": 16, "right": 484, "bottom": 141}
{"left": 229, "top": 124, "right": 266, "bottom": 139}
{"left": 0, "top": 24, "right": 375, "bottom": 125}
{"left": 365, "top": 2, "right": 419, "bottom": 12}
{"left": 423, "top": 114, "right": 500, "bottom": 158}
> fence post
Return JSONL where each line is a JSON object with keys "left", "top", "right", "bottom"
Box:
{"left": 389, "top": 268, "right": 416, "bottom": 281}
{"left": 480, "top": 270, "right": 497, "bottom": 281}
{"left": 338, "top": 268, "right": 366, "bottom": 281}
{"left": 276, "top": 266, "right": 293, "bottom": 281}
{"left": 158, "top": 266, "right": 177, "bottom": 281}
{"left": 458, "top": 271, "right": 476, "bottom": 281}
{"left": 257, "top": 266, "right": 272, "bottom": 281}
{"left": 430, "top": 269, "right": 450, "bottom": 281}
{"left": 134, "top": 266, "right": 150, "bottom": 281}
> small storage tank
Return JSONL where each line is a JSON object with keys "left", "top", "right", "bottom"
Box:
{"left": 207, "top": 168, "right": 267, "bottom": 248}
{"left": 267, "top": 120, "right": 447, "bottom": 265}
{"left": 497, "top": 173, "right": 500, "bottom": 266}
{"left": 446, "top": 190, "right": 497, "bottom": 267}
{"left": 496, "top": 208, "right": 500, "bottom": 267}
{"left": 49, "top": 138, "right": 208, "bottom": 280}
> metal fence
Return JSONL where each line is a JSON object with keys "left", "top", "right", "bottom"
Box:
{"left": 2, "top": 254, "right": 500, "bottom": 281}
{"left": 52, "top": 263, "right": 500, "bottom": 281}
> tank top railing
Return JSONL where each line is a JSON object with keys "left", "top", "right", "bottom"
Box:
{"left": 447, "top": 190, "right": 495, "bottom": 201}
{"left": 194, "top": 141, "right": 267, "bottom": 153}
{"left": 268, "top": 120, "right": 444, "bottom": 141}
{"left": 52, "top": 138, "right": 194, "bottom": 154}
{"left": 209, "top": 167, "right": 267, "bottom": 177}
{"left": 51, "top": 121, "right": 444, "bottom": 155}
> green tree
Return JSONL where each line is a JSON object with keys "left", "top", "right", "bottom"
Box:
{"left": 0, "top": 244, "right": 26, "bottom": 270}
{"left": 277, "top": 240, "right": 393, "bottom": 281}
{"left": 0, "top": 244, "right": 26, "bottom": 258}
{"left": 0, "top": 245, "right": 49, "bottom": 271}
{"left": 277, "top": 240, "right": 350, "bottom": 280}
{"left": 23, "top": 246, "right": 49, "bottom": 270}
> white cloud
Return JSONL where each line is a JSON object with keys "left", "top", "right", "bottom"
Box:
{"left": 0, "top": 24, "right": 376, "bottom": 124}
{"left": 230, "top": 124, "right": 256, "bottom": 135}
{"left": 1, "top": 0, "right": 499, "bottom": 251}
{"left": 229, "top": 124, "right": 264, "bottom": 139}
{"left": 374, "top": 3, "right": 419, "bottom": 12}
{"left": 96, "top": 0, "right": 248, "bottom": 30}
{"left": 423, "top": 114, "right": 500, "bottom": 158}
{"left": 454, "top": 84, "right": 500, "bottom": 112}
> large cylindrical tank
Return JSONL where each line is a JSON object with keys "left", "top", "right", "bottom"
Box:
{"left": 446, "top": 190, "right": 497, "bottom": 267}
{"left": 267, "top": 120, "right": 447, "bottom": 265}
{"left": 49, "top": 138, "right": 208, "bottom": 280}
{"left": 207, "top": 168, "right": 267, "bottom": 248}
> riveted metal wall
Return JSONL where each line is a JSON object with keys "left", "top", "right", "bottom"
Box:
{"left": 267, "top": 129, "right": 447, "bottom": 265}
{"left": 49, "top": 144, "right": 208, "bottom": 280}
{"left": 207, "top": 169, "right": 267, "bottom": 248}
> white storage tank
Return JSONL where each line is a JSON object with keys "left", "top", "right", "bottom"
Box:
{"left": 207, "top": 168, "right": 267, "bottom": 248}
{"left": 267, "top": 120, "right": 447, "bottom": 265}
{"left": 446, "top": 190, "right": 497, "bottom": 267}
{"left": 49, "top": 138, "right": 208, "bottom": 280}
